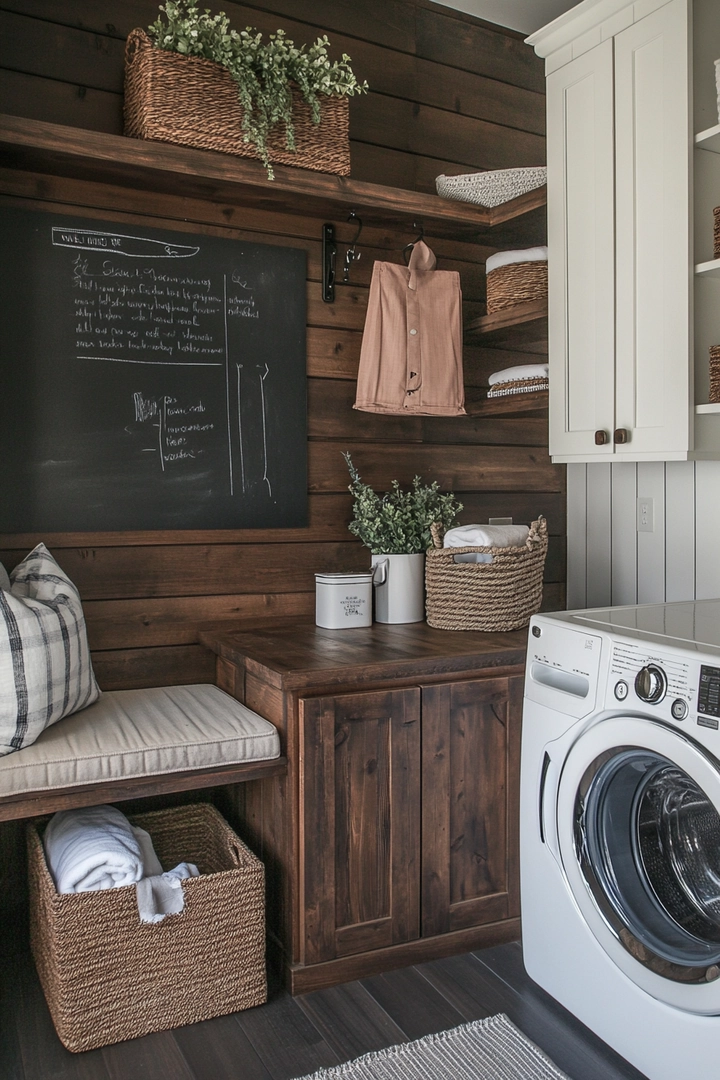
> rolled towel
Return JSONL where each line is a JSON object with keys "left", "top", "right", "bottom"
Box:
{"left": 44, "top": 804, "right": 146, "bottom": 894}
{"left": 486, "top": 246, "right": 548, "bottom": 274}
{"left": 488, "top": 364, "right": 549, "bottom": 386}
{"left": 443, "top": 524, "right": 530, "bottom": 549}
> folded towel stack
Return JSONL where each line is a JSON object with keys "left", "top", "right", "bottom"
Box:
{"left": 487, "top": 363, "right": 549, "bottom": 399}
{"left": 43, "top": 804, "right": 199, "bottom": 923}
{"left": 443, "top": 524, "right": 530, "bottom": 549}
{"left": 442, "top": 523, "right": 530, "bottom": 565}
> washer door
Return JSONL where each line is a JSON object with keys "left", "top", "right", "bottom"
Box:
{"left": 556, "top": 716, "right": 720, "bottom": 1013}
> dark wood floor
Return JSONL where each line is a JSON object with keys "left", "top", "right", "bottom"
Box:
{"left": 1, "top": 933, "right": 649, "bottom": 1080}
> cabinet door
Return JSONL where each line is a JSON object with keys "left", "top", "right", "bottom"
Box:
{"left": 546, "top": 39, "right": 616, "bottom": 460}
{"left": 421, "top": 676, "right": 522, "bottom": 936}
{"left": 614, "top": 0, "right": 691, "bottom": 457}
{"left": 299, "top": 688, "right": 421, "bottom": 965}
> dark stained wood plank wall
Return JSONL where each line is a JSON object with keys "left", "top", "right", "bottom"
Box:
{"left": 0, "top": 0, "right": 562, "bottom": 690}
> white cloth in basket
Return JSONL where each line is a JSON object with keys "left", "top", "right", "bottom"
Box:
{"left": 44, "top": 804, "right": 146, "bottom": 893}
{"left": 485, "top": 246, "right": 548, "bottom": 274}
{"left": 44, "top": 804, "right": 199, "bottom": 923}
{"left": 443, "top": 524, "right": 530, "bottom": 550}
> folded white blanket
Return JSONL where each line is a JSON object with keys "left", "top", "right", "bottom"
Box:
{"left": 443, "top": 524, "right": 530, "bottom": 549}
{"left": 44, "top": 805, "right": 146, "bottom": 894}
{"left": 488, "top": 363, "right": 549, "bottom": 386}
{"left": 486, "top": 246, "right": 548, "bottom": 274}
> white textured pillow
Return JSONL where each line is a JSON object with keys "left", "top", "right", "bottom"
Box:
{"left": 0, "top": 544, "right": 100, "bottom": 756}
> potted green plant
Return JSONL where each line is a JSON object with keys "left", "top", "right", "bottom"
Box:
{"left": 124, "top": 2, "right": 368, "bottom": 179}
{"left": 344, "top": 453, "right": 462, "bottom": 623}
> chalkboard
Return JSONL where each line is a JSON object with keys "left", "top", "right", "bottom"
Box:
{"left": 0, "top": 207, "right": 307, "bottom": 531}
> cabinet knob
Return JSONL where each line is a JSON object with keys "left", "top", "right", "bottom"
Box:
{"left": 613, "top": 428, "right": 629, "bottom": 444}
{"left": 594, "top": 430, "right": 609, "bottom": 445}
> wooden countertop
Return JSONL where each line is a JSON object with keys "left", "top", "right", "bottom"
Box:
{"left": 199, "top": 620, "right": 529, "bottom": 691}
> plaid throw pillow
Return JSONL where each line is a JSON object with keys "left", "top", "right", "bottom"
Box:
{"left": 0, "top": 544, "right": 100, "bottom": 755}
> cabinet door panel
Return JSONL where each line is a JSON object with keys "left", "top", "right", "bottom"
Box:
{"left": 300, "top": 688, "right": 420, "bottom": 965}
{"left": 547, "top": 40, "right": 615, "bottom": 460}
{"left": 421, "top": 677, "right": 522, "bottom": 937}
{"left": 614, "top": 0, "right": 691, "bottom": 456}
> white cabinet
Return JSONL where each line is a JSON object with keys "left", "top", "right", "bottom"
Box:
{"left": 531, "top": 0, "right": 719, "bottom": 463}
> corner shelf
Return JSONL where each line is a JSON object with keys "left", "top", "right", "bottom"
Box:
{"left": 0, "top": 114, "right": 546, "bottom": 243}
{"left": 465, "top": 299, "right": 548, "bottom": 349}
{"left": 696, "top": 403, "right": 720, "bottom": 414}
{"left": 696, "top": 258, "right": 720, "bottom": 277}
{"left": 466, "top": 389, "right": 548, "bottom": 418}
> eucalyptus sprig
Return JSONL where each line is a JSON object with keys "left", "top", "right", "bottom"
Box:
{"left": 148, "top": 2, "right": 369, "bottom": 178}
{"left": 344, "top": 453, "right": 463, "bottom": 555}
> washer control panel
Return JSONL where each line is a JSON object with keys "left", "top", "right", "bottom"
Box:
{"left": 609, "top": 642, "right": 692, "bottom": 725}
{"left": 608, "top": 643, "right": 720, "bottom": 731}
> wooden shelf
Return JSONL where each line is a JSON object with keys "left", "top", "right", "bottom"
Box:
{"left": 0, "top": 114, "right": 546, "bottom": 243}
{"left": 466, "top": 389, "right": 548, "bottom": 418}
{"left": 465, "top": 299, "right": 548, "bottom": 350}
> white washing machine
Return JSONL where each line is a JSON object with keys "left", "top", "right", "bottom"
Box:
{"left": 521, "top": 600, "right": 720, "bottom": 1080}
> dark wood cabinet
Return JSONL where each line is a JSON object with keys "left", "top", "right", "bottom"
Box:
{"left": 421, "top": 677, "right": 522, "bottom": 937}
{"left": 300, "top": 688, "right": 421, "bottom": 965}
{"left": 201, "top": 620, "right": 527, "bottom": 992}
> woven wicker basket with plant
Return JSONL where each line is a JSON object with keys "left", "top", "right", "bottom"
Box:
{"left": 124, "top": 1, "right": 368, "bottom": 178}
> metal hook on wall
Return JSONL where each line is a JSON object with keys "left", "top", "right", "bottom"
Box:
{"left": 402, "top": 222, "right": 424, "bottom": 265}
{"left": 343, "top": 211, "right": 363, "bottom": 283}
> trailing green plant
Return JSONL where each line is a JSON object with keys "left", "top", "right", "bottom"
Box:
{"left": 344, "top": 453, "right": 463, "bottom": 555}
{"left": 148, "top": 1, "right": 368, "bottom": 178}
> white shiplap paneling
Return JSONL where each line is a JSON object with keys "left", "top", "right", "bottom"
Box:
{"left": 567, "top": 460, "right": 720, "bottom": 608}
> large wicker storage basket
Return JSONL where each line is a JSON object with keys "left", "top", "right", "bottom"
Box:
{"left": 486, "top": 261, "right": 548, "bottom": 314}
{"left": 124, "top": 28, "right": 351, "bottom": 176}
{"left": 28, "top": 803, "right": 266, "bottom": 1052}
{"left": 425, "top": 518, "right": 548, "bottom": 631}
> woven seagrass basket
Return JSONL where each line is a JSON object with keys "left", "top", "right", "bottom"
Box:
{"left": 425, "top": 517, "right": 548, "bottom": 631}
{"left": 28, "top": 803, "right": 266, "bottom": 1052}
{"left": 710, "top": 345, "right": 720, "bottom": 404}
{"left": 486, "top": 261, "right": 548, "bottom": 314}
{"left": 124, "top": 28, "right": 351, "bottom": 175}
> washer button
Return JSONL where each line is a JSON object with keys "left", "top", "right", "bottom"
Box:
{"left": 614, "top": 680, "right": 629, "bottom": 701}
{"left": 671, "top": 698, "right": 688, "bottom": 721}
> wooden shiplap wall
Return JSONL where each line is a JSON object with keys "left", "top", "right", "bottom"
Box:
{"left": 0, "top": 0, "right": 564, "bottom": 689}
{"left": 566, "top": 461, "right": 720, "bottom": 610}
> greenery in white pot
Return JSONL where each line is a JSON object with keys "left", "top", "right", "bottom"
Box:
{"left": 148, "top": 1, "right": 368, "bottom": 177}
{"left": 344, "top": 453, "right": 463, "bottom": 555}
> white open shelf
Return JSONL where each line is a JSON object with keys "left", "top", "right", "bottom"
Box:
{"left": 696, "top": 123, "right": 720, "bottom": 153}
{"left": 695, "top": 258, "right": 720, "bottom": 277}
{"left": 696, "top": 403, "right": 720, "bottom": 414}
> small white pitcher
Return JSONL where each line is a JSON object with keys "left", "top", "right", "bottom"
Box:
{"left": 371, "top": 553, "right": 425, "bottom": 624}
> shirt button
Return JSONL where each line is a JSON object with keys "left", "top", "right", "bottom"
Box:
{"left": 409, "top": 328, "right": 417, "bottom": 335}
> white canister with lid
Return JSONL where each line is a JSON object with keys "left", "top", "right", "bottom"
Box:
{"left": 315, "top": 572, "right": 373, "bottom": 629}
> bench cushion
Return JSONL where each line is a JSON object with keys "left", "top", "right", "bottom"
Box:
{"left": 0, "top": 684, "right": 280, "bottom": 796}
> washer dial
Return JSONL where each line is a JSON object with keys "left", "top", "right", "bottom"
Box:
{"left": 634, "top": 664, "right": 667, "bottom": 704}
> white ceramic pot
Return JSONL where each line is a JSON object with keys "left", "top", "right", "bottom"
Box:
{"left": 371, "top": 553, "right": 425, "bottom": 624}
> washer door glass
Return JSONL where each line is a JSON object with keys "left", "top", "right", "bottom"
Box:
{"left": 577, "top": 747, "right": 720, "bottom": 982}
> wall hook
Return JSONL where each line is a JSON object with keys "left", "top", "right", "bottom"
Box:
{"left": 403, "top": 221, "right": 424, "bottom": 265}
{"left": 322, "top": 223, "right": 336, "bottom": 303}
{"left": 343, "top": 211, "right": 363, "bottom": 283}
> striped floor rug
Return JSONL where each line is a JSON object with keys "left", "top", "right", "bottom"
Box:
{"left": 296, "top": 1013, "right": 571, "bottom": 1080}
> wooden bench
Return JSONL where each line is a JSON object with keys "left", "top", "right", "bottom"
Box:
{"left": 0, "top": 683, "right": 287, "bottom": 822}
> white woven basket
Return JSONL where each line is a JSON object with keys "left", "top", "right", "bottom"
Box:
{"left": 435, "top": 166, "right": 547, "bottom": 208}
